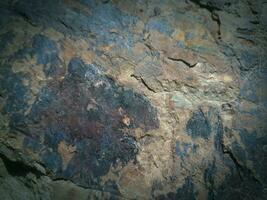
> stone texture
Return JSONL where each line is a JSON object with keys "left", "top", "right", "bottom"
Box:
{"left": 0, "top": 0, "right": 266, "bottom": 199}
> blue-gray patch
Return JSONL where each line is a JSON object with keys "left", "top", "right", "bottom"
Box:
{"left": 23, "top": 136, "right": 43, "bottom": 152}
{"left": 42, "top": 151, "right": 62, "bottom": 173}
{"left": 185, "top": 32, "right": 195, "bottom": 40}
{"left": 239, "top": 50, "right": 259, "bottom": 71}
{"left": 0, "top": 65, "right": 28, "bottom": 114}
{"left": 146, "top": 19, "right": 173, "bottom": 35}
{"left": 32, "top": 34, "right": 63, "bottom": 77}
{"left": 32, "top": 34, "right": 58, "bottom": 64}
{"left": 175, "top": 141, "right": 197, "bottom": 160}
{"left": 240, "top": 79, "right": 259, "bottom": 103}
{"left": 186, "top": 110, "right": 211, "bottom": 139}
{"left": 177, "top": 41, "right": 185, "bottom": 48}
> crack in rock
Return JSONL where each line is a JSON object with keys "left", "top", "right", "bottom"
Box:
{"left": 167, "top": 56, "right": 197, "bottom": 68}
{"left": 131, "top": 74, "right": 157, "bottom": 93}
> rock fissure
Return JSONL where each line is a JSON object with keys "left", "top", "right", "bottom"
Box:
{"left": 167, "top": 56, "right": 197, "bottom": 68}
{"left": 131, "top": 74, "right": 157, "bottom": 93}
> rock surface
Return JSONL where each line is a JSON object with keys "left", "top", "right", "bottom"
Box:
{"left": 0, "top": 0, "right": 266, "bottom": 199}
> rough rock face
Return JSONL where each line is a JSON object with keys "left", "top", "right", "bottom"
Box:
{"left": 0, "top": 0, "right": 266, "bottom": 199}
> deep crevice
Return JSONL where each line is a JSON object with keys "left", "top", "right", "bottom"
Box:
{"left": 14, "top": 10, "right": 37, "bottom": 27}
{"left": 131, "top": 74, "right": 157, "bottom": 93}
{"left": 189, "top": 0, "right": 222, "bottom": 40}
{"left": 0, "top": 153, "right": 44, "bottom": 178}
{"left": 211, "top": 12, "right": 221, "bottom": 40}
{"left": 189, "top": 0, "right": 221, "bottom": 12}
{"left": 222, "top": 148, "right": 263, "bottom": 186}
{"left": 167, "top": 57, "right": 197, "bottom": 68}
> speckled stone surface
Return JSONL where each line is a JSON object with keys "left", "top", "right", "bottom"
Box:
{"left": 0, "top": 0, "right": 266, "bottom": 199}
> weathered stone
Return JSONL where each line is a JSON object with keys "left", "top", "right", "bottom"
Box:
{"left": 0, "top": 0, "right": 266, "bottom": 199}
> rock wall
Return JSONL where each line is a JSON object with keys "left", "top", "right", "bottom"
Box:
{"left": 0, "top": 0, "right": 266, "bottom": 199}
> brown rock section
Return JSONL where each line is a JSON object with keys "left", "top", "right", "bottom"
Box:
{"left": 0, "top": 0, "right": 266, "bottom": 199}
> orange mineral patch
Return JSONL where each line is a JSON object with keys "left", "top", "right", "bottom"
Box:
{"left": 59, "top": 39, "right": 77, "bottom": 65}
{"left": 122, "top": 115, "right": 131, "bottom": 126}
{"left": 60, "top": 38, "right": 95, "bottom": 65}
{"left": 173, "top": 29, "right": 185, "bottom": 41}
{"left": 58, "top": 141, "right": 76, "bottom": 170}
